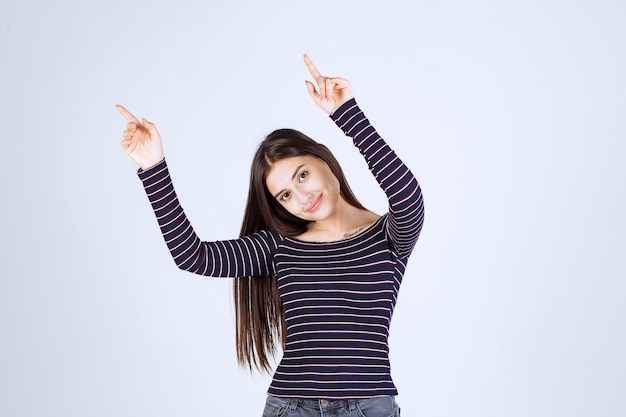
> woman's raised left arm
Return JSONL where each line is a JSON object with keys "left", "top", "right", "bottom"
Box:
{"left": 304, "top": 55, "right": 424, "bottom": 258}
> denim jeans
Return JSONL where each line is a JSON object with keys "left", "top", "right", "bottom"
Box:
{"left": 261, "top": 395, "right": 400, "bottom": 417}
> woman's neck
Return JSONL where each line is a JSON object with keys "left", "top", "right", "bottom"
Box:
{"left": 298, "top": 199, "right": 380, "bottom": 242}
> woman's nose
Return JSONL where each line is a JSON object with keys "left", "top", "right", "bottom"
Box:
{"left": 294, "top": 189, "right": 312, "bottom": 204}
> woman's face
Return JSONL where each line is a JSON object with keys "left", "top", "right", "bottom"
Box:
{"left": 265, "top": 155, "right": 341, "bottom": 222}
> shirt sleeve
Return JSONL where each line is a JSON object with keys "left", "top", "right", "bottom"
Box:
{"left": 138, "top": 159, "right": 279, "bottom": 277}
{"left": 331, "top": 98, "right": 425, "bottom": 259}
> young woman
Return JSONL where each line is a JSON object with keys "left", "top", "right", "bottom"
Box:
{"left": 117, "top": 55, "right": 424, "bottom": 417}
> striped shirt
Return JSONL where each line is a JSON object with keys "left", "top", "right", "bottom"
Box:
{"left": 138, "top": 98, "right": 425, "bottom": 399}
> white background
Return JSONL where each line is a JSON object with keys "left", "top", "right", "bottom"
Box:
{"left": 1, "top": 1, "right": 624, "bottom": 416}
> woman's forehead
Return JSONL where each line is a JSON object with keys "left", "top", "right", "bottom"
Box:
{"left": 265, "top": 155, "right": 321, "bottom": 191}
{"left": 266, "top": 155, "right": 309, "bottom": 182}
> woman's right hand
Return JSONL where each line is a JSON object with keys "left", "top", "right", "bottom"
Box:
{"left": 116, "top": 104, "right": 164, "bottom": 170}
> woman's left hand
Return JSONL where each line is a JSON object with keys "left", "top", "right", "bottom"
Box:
{"left": 304, "top": 54, "right": 353, "bottom": 115}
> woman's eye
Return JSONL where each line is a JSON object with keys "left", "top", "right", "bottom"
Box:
{"left": 298, "top": 171, "right": 308, "bottom": 181}
{"left": 280, "top": 192, "right": 290, "bottom": 201}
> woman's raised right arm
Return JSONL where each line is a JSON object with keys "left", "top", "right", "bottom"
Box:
{"left": 117, "top": 105, "right": 278, "bottom": 278}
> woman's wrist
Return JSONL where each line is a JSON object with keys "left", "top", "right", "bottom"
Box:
{"left": 139, "top": 157, "right": 166, "bottom": 173}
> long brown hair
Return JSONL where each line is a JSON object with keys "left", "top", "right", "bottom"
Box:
{"left": 234, "top": 128, "right": 365, "bottom": 372}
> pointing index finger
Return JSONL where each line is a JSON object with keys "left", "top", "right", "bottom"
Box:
{"left": 115, "top": 104, "right": 141, "bottom": 123}
{"left": 304, "top": 54, "right": 323, "bottom": 81}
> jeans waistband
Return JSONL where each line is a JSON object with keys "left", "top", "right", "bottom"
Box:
{"left": 285, "top": 398, "right": 358, "bottom": 412}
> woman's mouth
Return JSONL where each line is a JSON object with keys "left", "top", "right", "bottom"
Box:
{"left": 306, "top": 195, "right": 322, "bottom": 213}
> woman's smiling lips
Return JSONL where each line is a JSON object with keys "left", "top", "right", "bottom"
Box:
{"left": 306, "top": 195, "right": 322, "bottom": 213}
